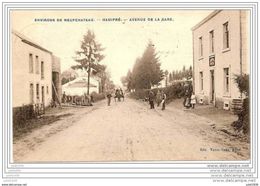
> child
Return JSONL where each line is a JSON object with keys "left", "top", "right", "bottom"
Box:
{"left": 190, "top": 92, "right": 196, "bottom": 109}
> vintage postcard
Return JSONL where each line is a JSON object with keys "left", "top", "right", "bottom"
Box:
{"left": 1, "top": 1, "right": 258, "bottom": 186}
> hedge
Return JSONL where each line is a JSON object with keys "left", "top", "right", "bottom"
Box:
{"left": 13, "top": 104, "right": 35, "bottom": 129}
{"left": 129, "top": 82, "right": 186, "bottom": 101}
{"left": 91, "top": 92, "right": 106, "bottom": 102}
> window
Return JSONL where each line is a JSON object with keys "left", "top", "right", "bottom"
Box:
{"left": 209, "top": 30, "right": 214, "bottom": 53}
{"left": 36, "top": 83, "right": 39, "bottom": 100}
{"left": 29, "top": 53, "right": 33, "bottom": 73}
{"left": 46, "top": 86, "right": 49, "bottom": 94}
{"left": 199, "top": 37, "right": 203, "bottom": 57}
{"left": 35, "top": 56, "right": 39, "bottom": 74}
{"left": 223, "top": 22, "right": 229, "bottom": 49}
{"left": 41, "top": 61, "right": 44, "bottom": 79}
{"left": 29, "top": 83, "right": 34, "bottom": 104}
{"left": 224, "top": 68, "right": 230, "bottom": 93}
{"left": 199, "top": 71, "right": 203, "bottom": 91}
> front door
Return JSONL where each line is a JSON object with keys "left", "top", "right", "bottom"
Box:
{"left": 41, "top": 86, "right": 45, "bottom": 106}
{"left": 210, "top": 70, "right": 215, "bottom": 103}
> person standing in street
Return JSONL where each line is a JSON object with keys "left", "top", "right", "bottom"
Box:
{"left": 148, "top": 90, "right": 155, "bottom": 109}
{"left": 183, "top": 89, "right": 190, "bottom": 108}
{"left": 190, "top": 92, "right": 196, "bottom": 109}
{"left": 120, "top": 88, "right": 124, "bottom": 101}
{"left": 156, "top": 90, "right": 162, "bottom": 107}
{"left": 106, "top": 91, "right": 112, "bottom": 106}
{"left": 114, "top": 89, "right": 119, "bottom": 102}
{"left": 183, "top": 81, "right": 192, "bottom": 109}
{"left": 161, "top": 91, "right": 167, "bottom": 110}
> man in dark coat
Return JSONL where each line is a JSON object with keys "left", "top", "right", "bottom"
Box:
{"left": 106, "top": 91, "right": 112, "bottom": 106}
{"left": 183, "top": 81, "right": 193, "bottom": 108}
{"left": 148, "top": 90, "right": 155, "bottom": 109}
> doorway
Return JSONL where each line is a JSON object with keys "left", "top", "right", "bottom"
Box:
{"left": 210, "top": 70, "right": 215, "bottom": 103}
{"left": 41, "top": 86, "right": 45, "bottom": 106}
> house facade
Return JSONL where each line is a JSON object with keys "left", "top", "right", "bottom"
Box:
{"left": 12, "top": 30, "right": 60, "bottom": 108}
{"left": 192, "top": 10, "right": 249, "bottom": 110}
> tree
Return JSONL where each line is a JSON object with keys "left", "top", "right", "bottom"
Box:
{"left": 172, "top": 70, "right": 176, "bottom": 81}
{"left": 169, "top": 72, "right": 173, "bottom": 82}
{"left": 92, "top": 64, "right": 110, "bottom": 93}
{"left": 61, "top": 68, "right": 78, "bottom": 85}
{"left": 107, "top": 80, "right": 115, "bottom": 90}
{"left": 165, "top": 70, "right": 169, "bottom": 87}
{"left": 131, "top": 41, "right": 164, "bottom": 89}
{"left": 72, "top": 30, "right": 105, "bottom": 95}
{"left": 121, "top": 76, "right": 127, "bottom": 87}
{"left": 188, "top": 65, "right": 193, "bottom": 79}
{"left": 121, "top": 69, "right": 133, "bottom": 91}
{"left": 234, "top": 74, "right": 249, "bottom": 97}
{"left": 232, "top": 74, "right": 250, "bottom": 134}
{"left": 126, "top": 70, "right": 133, "bottom": 91}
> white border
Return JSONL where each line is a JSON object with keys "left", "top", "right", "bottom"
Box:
{"left": 1, "top": 1, "right": 258, "bottom": 183}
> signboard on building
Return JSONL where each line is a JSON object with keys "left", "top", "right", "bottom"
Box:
{"left": 209, "top": 56, "right": 215, "bottom": 66}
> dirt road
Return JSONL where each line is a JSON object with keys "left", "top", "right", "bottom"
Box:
{"left": 13, "top": 98, "right": 249, "bottom": 162}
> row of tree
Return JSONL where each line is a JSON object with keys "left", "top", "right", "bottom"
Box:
{"left": 167, "top": 65, "right": 193, "bottom": 83}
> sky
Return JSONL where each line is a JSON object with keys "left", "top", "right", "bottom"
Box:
{"left": 11, "top": 10, "right": 212, "bottom": 85}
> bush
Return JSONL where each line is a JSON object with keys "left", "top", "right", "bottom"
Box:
{"left": 129, "top": 89, "right": 150, "bottom": 100}
{"left": 232, "top": 74, "right": 250, "bottom": 134}
{"left": 233, "top": 74, "right": 249, "bottom": 97}
{"left": 91, "top": 92, "right": 106, "bottom": 102}
{"left": 232, "top": 98, "right": 250, "bottom": 134}
{"left": 13, "top": 104, "right": 35, "bottom": 129}
{"left": 163, "top": 83, "right": 185, "bottom": 101}
{"left": 129, "top": 82, "right": 185, "bottom": 101}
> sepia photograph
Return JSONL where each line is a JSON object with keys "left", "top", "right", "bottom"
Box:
{"left": 10, "top": 8, "right": 251, "bottom": 163}
{"left": 2, "top": 2, "right": 259, "bottom": 185}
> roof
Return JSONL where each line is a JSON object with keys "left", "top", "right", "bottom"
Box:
{"left": 191, "top": 10, "right": 222, "bottom": 31}
{"left": 67, "top": 80, "right": 97, "bottom": 88}
{"left": 62, "top": 77, "right": 98, "bottom": 88}
{"left": 12, "top": 29, "right": 52, "bottom": 54}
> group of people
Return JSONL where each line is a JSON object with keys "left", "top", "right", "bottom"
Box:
{"left": 148, "top": 81, "right": 197, "bottom": 111}
{"left": 106, "top": 88, "right": 124, "bottom": 106}
{"left": 183, "top": 82, "right": 196, "bottom": 109}
{"left": 61, "top": 92, "right": 94, "bottom": 106}
{"left": 148, "top": 90, "right": 167, "bottom": 110}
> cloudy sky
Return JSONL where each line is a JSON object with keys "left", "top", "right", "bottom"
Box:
{"left": 11, "top": 10, "right": 212, "bottom": 85}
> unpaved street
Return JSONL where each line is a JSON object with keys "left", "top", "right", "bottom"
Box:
{"left": 13, "top": 98, "right": 249, "bottom": 162}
